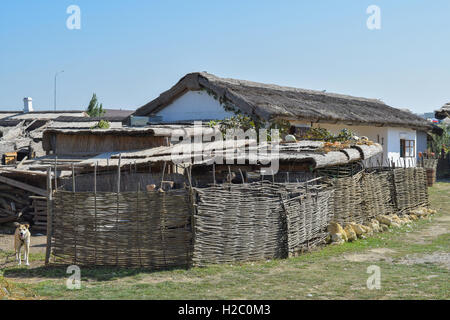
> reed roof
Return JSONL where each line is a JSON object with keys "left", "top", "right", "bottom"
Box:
{"left": 132, "top": 72, "right": 433, "bottom": 131}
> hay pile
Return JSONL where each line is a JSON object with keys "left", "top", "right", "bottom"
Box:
{"left": 327, "top": 207, "right": 437, "bottom": 245}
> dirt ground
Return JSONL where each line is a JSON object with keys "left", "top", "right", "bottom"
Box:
{"left": 338, "top": 213, "right": 450, "bottom": 270}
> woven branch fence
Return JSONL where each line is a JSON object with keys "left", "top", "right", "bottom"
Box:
{"left": 361, "top": 169, "right": 396, "bottom": 219}
{"left": 192, "top": 182, "right": 288, "bottom": 265}
{"left": 191, "top": 180, "right": 333, "bottom": 265}
{"left": 47, "top": 167, "right": 429, "bottom": 268}
{"left": 281, "top": 186, "right": 334, "bottom": 254}
{"left": 393, "top": 168, "right": 429, "bottom": 213}
{"left": 50, "top": 189, "right": 192, "bottom": 268}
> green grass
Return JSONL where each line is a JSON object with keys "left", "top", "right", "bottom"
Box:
{"left": 1, "top": 182, "right": 449, "bottom": 300}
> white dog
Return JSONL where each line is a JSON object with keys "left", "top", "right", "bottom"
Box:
{"left": 14, "top": 222, "right": 31, "bottom": 266}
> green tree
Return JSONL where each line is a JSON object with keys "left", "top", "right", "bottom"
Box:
{"left": 86, "top": 93, "right": 106, "bottom": 117}
{"left": 430, "top": 124, "right": 450, "bottom": 155}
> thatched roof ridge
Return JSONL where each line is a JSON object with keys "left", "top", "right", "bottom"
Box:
{"left": 132, "top": 72, "right": 432, "bottom": 130}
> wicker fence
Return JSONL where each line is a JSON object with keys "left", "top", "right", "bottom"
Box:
{"left": 50, "top": 189, "right": 193, "bottom": 268}
{"left": 393, "top": 167, "right": 429, "bottom": 213}
{"left": 322, "top": 167, "right": 428, "bottom": 225}
{"left": 361, "top": 169, "right": 396, "bottom": 219}
{"left": 47, "top": 167, "right": 429, "bottom": 268}
{"left": 192, "top": 182, "right": 288, "bottom": 265}
{"left": 191, "top": 181, "right": 334, "bottom": 265}
{"left": 282, "top": 186, "right": 334, "bottom": 255}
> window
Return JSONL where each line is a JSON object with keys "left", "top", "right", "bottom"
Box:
{"left": 400, "top": 139, "right": 415, "bottom": 158}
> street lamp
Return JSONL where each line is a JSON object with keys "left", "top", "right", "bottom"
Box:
{"left": 54, "top": 70, "right": 64, "bottom": 111}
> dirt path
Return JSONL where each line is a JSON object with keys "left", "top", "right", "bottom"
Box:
{"left": 338, "top": 211, "right": 450, "bottom": 269}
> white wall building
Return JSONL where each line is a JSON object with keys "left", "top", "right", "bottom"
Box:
{"left": 131, "top": 72, "right": 435, "bottom": 167}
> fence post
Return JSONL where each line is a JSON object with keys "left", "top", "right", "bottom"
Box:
{"left": 72, "top": 163, "right": 77, "bottom": 264}
{"left": 116, "top": 154, "right": 121, "bottom": 266}
{"left": 45, "top": 167, "right": 53, "bottom": 265}
{"left": 160, "top": 161, "right": 167, "bottom": 190}
{"left": 94, "top": 161, "right": 97, "bottom": 265}
{"left": 137, "top": 182, "right": 142, "bottom": 267}
{"left": 54, "top": 156, "right": 58, "bottom": 190}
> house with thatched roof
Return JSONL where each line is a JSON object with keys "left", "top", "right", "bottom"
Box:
{"left": 435, "top": 102, "right": 450, "bottom": 120}
{"left": 128, "top": 72, "right": 437, "bottom": 165}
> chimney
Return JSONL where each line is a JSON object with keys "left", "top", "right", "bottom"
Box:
{"left": 23, "top": 97, "right": 33, "bottom": 113}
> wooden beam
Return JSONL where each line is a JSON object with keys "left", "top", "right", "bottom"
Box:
{"left": 16, "top": 156, "right": 28, "bottom": 169}
{"left": 0, "top": 175, "right": 47, "bottom": 197}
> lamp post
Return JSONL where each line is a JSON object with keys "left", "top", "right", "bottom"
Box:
{"left": 54, "top": 70, "right": 64, "bottom": 111}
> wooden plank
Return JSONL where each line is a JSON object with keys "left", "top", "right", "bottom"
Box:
{"left": 0, "top": 175, "right": 47, "bottom": 197}
{"left": 16, "top": 156, "right": 28, "bottom": 169}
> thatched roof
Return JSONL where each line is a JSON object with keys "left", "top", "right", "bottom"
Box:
{"left": 435, "top": 103, "right": 450, "bottom": 120}
{"left": 132, "top": 72, "right": 433, "bottom": 131}
{"left": 15, "top": 139, "right": 382, "bottom": 174}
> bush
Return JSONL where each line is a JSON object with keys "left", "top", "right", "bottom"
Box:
{"left": 91, "top": 120, "right": 110, "bottom": 129}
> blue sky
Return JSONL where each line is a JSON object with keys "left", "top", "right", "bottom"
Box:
{"left": 0, "top": 0, "right": 449, "bottom": 114}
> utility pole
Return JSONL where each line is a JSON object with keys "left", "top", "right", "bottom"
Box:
{"left": 54, "top": 70, "right": 64, "bottom": 111}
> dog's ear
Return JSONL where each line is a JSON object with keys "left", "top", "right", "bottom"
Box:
{"left": 24, "top": 224, "right": 30, "bottom": 229}
{"left": 13, "top": 222, "right": 20, "bottom": 227}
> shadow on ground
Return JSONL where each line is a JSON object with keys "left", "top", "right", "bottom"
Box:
{"left": 3, "top": 265, "right": 188, "bottom": 281}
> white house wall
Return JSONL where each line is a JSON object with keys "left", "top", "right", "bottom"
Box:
{"left": 386, "top": 127, "right": 417, "bottom": 166}
{"left": 156, "top": 90, "right": 234, "bottom": 122}
{"left": 416, "top": 131, "right": 428, "bottom": 158}
{"left": 289, "top": 122, "right": 422, "bottom": 167}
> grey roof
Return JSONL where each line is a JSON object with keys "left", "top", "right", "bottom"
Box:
{"left": 103, "top": 109, "right": 134, "bottom": 119}
{"left": 132, "top": 72, "right": 433, "bottom": 131}
{"left": 0, "top": 110, "right": 88, "bottom": 120}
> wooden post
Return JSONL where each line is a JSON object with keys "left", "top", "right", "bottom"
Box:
{"left": 117, "top": 154, "right": 121, "bottom": 193}
{"left": 238, "top": 169, "right": 245, "bottom": 184}
{"left": 72, "top": 163, "right": 77, "bottom": 263}
{"left": 44, "top": 167, "right": 53, "bottom": 265}
{"left": 94, "top": 161, "right": 97, "bottom": 264}
{"left": 72, "top": 163, "right": 75, "bottom": 192}
{"left": 116, "top": 154, "right": 121, "bottom": 266}
{"left": 137, "top": 182, "right": 142, "bottom": 267}
{"left": 54, "top": 156, "right": 57, "bottom": 190}
{"left": 160, "top": 161, "right": 167, "bottom": 190}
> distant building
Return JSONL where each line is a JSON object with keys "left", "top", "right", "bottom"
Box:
{"left": 435, "top": 103, "right": 450, "bottom": 121}
{"left": 0, "top": 97, "right": 133, "bottom": 160}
